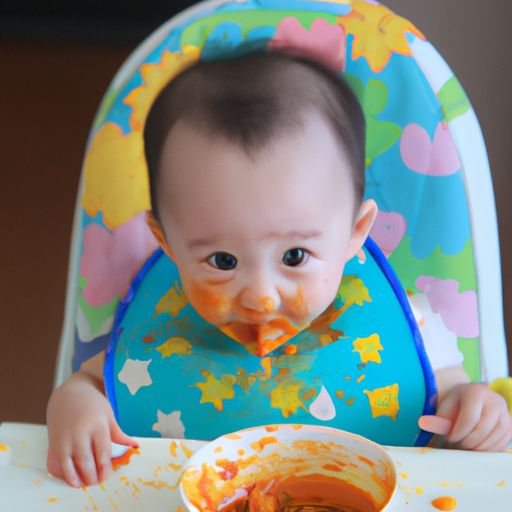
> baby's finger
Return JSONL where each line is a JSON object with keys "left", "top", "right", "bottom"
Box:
{"left": 457, "top": 407, "right": 500, "bottom": 450}
{"left": 483, "top": 428, "right": 512, "bottom": 453}
{"left": 109, "top": 418, "right": 139, "bottom": 449}
{"left": 93, "top": 430, "right": 113, "bottom": 483}
{"left": 418, "top": 415, "right": 452, "bottom": 436}
{"left": 47, "top": 453, "right": 64, "bottom": 480}
{"left": 446, "top": 393, "right": 483, "bottom": 444}
{"left": 475, "top": 416, "right": 512, "bottom": 452}
{"left": 60, "top": 456, "right": 84, "bottom": 488}
{"left": 73, "top": 442, "right": 98, "bottom": 486}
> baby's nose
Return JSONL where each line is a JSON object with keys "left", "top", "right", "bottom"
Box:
{"left": 239, "top": 289, "right": 280, "bottom": 315}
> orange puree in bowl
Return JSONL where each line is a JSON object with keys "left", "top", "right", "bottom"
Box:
{"left": 219, "top": 474, "right": 378, "bottom": 512}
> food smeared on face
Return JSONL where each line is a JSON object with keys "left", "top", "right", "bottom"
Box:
{"left": 188, "top": 281, "right": 311, "bottom": 356}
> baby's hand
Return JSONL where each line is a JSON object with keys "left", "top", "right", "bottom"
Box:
{"left": 419, "top": 383, "right": 512, "bottom": 451}
{"left": 46, "top": 372, "right": 137, "bottom": 487}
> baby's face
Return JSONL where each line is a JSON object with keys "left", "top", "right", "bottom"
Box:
{"left": 155, "top": 114, "right": 375, "bottom": 356}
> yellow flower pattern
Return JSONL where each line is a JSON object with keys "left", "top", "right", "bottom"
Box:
{"left": 124, "top": 46, "right": 200, "bottom": 132}
{"left": 82, "top": 122, "right": 151, "bottom": 229}
{"left": 339, "top": 0, "right": 425, "bottom": 72}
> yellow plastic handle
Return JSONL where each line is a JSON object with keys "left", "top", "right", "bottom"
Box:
{"left": 489, "top": 377, "right": 512, "bottom": 415}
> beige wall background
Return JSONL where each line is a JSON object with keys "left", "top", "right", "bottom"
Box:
{"left": 1, "top": 0, "right": 510, "bottom": 424}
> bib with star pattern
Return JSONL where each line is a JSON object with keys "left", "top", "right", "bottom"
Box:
{"left": 105, "top": 237, "right": 436, "bottom": 446}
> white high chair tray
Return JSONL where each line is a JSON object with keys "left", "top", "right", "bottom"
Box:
{"left": 1, "top": 422, "right": 511, "bottom": 511}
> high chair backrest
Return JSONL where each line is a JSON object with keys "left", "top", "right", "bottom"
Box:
{"left": 54, "top": 0, "right": 507, "bottom": 388}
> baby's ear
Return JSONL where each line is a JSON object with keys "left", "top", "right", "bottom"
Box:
{"left": 146, "top": 210, "right": 176, "bottom": 261}
{"left": 345, "top": 199, "right": 378, "bottom": 262}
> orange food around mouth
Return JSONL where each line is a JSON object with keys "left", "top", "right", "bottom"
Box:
{"left": 220, "top": 318, "right": 302, "bottom": 356}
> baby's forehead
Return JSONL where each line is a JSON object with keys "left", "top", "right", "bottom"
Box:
{"left": 144, "top": 53, "right": 365, "bottom": 214}
{"left": 157, "top": 117, "right": 358, "bottom": 231}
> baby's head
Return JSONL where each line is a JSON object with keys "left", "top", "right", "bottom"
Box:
{"left": 144, "top": 52, "right": 377, "bottom": 356}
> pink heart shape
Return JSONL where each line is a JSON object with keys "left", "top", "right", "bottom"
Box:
{"left": 415, "top": 276, "right": 479, "bottom": 338}
{"left": 400, "top": 122, "right": 461, "bottom": 176}
{"left": 269, "top": 17, "right": 346, "bottom": 71}
{"left": 81, "top": 213, "right": 159, "bottom": 306}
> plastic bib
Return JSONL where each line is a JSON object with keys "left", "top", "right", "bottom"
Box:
{"left": 105, "top": 238, "right": 436, "bottom": 446}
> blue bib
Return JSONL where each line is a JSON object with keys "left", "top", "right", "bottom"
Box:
{"left": 105, "top": 238, "right": 436, "bottom": 446}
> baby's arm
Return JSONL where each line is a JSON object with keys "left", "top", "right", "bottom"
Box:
{"left": 419, "top": 365, "right": 512, "bottom": 451}
{"left": 46, "top": 351, "right": 138, "bottom": 487}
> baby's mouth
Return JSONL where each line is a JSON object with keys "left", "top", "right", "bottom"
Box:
{"left": 219, "top": 318, "right": 304, "bottom": 357}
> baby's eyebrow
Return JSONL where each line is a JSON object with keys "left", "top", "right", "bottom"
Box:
{"left": 259, "top": 230, "right": 322, "bottom": 241}
{"left": 187, "top": 230, "right": 322, "bottom": 249}
{"left": 187, "top": 238, "right": 218, "bottom": 249}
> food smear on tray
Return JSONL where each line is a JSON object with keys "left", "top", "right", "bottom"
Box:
{"left": 111, "top": 447, "right": 140, "bottom": 471}
{"left": 431, "top": 496, "right": 458, "bottom": 511}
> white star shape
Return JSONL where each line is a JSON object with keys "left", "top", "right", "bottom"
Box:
{"left": 152, "top": 410, "right": 186, "bottom": 438}
{"left": 118, "top": 359, "right": 153, "bottom": 395}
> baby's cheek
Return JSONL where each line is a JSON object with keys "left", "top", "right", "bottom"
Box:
{"left": 302, "top": 276, "right": 341, "bottom": 319}
{"left": 187, "top": 280, "right": 233, "bottom": 324}
{"left": 284, "top": 286, "right": 309, "bottom": 320}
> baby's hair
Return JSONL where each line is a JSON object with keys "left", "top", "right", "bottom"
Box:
{"left": 144, "top": 51, "right": 366, "bottom": 217}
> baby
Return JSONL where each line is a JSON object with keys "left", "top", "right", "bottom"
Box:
{"left": 47, "top": 52, "right": 511, "bottom": 487}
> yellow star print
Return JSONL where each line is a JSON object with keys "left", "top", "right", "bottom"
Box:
{"left": 195, "top": 371, "right": 236, "bottom": 411}
{"left": 270, "top": 381, "right": 307, "bottom": 418}
{"left": 156, "top": 337, "right": 192, "bottom": 358}
{"left": 353, "top": 334, "right": 384, "bottom": 364}
{"left": 155, "top": 282, "right": 188, "bottom": 317}
{"left": 364, "top": 384, "right": 400, "bottom": 421}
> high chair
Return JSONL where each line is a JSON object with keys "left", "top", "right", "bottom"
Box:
{"left": 53, "top": 0, "right": 510, "bottom": 426}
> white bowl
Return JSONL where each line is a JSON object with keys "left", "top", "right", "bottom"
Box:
{"left": 180, "top": 424, "right": 396, "bottom": 512}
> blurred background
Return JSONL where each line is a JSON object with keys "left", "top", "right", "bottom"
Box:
{"left": 1, "top": 0, "right": 510, "bottom": 424}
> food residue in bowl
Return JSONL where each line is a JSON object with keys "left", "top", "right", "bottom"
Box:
{"left": 181, "top": 432, "right": 395, "bottom": 512}
{"left": 219, "top": 473, "right": 380, "bottom": 512}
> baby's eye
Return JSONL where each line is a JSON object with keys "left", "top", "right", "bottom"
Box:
{"left": 207, "top": 252, "right": 238, "bottom": 270}
{"left": 282, "top": 248, "right": 308, "bottom": 267}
